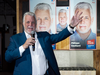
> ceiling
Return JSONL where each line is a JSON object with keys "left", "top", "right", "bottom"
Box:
{"left": 0, "top": 0, "right": 16, "bottom": 15}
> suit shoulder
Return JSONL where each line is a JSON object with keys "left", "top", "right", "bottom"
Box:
{"left": 37, "top": 32, "right": 50, "bottom": 36}
{"left": 11, "top": 33, "right": 23, "bottom": 39}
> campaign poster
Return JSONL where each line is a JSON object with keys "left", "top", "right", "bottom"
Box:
{"left": 56, "top": 7, "right": 69, "bottom": 33}
{"left": 30, "top": 0, "right": 56, "bottom": 49}
{"left": 97, "top": 0, "right": 100, "bottom": 33}
{"left": 56, "top": 0, "right": 69, "bottom": 33}
{"left": 55, "top": 0, "right": 70, "bottom": 50}
{"left": 30, "top": 0, "right": 56, "bottom": 34}
{"left": 70, "top": 0, "right": 97, "bottom": 49}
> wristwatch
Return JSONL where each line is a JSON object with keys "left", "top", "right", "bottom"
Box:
{"left": 69, "top": 24, "right": 74, "bottom": 29}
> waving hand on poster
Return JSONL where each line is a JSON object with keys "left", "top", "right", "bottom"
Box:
{"left": 69, "top": 11, "right": 83, "bottom": 28}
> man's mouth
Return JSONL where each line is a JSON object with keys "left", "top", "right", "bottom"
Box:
{"left": 28, "top": 27, "right": 33, "bottom": 29}
{"left": 80, "top": 26, "right": 86, "bottom": 27}
{"left": 61, "top": 21, "right": 64, "bottom": 23}
{"left": 27, "top": 27, "right": 33, "bottom": 31}
{"left": 79, "top": 26, "right": 86, "bottom": 30}
{"left": 39, "top": 25, "right": 46, "bottom": 30}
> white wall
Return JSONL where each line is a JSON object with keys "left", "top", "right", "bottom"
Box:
{"left": 54, "top": 50, "right": 93, "bottom": 67}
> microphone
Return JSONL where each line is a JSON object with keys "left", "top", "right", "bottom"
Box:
{"left": 31, "top": 31, "right": 35, "bottom": 51}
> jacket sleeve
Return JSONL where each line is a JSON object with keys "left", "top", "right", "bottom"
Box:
{"left": 5, "top": 37, "right": 21, "bottom": 63}
{"left": 50, "top": 27, "right": 72, "bottom": 44}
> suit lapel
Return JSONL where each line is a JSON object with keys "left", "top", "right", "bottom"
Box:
{"left": 37, "top": 32, "right": 49, "bottom": 59}
{"left": 20, "top": 32, "right": 32, "bottom": 62}
{"left": 19, "top": 32, "right": 27, "bottom": 46}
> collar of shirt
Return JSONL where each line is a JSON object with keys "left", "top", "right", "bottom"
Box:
{"left": 24, "top": 31, "right": 38, "bottom": 40}
{"left": 24, "top": 31, "right": 31, "bottom": 38}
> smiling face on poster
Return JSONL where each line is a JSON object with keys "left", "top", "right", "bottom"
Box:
{"left": 59, "top": 12, "right": 67, "bottom": 26}
{"left": 30, "top": 0, "right": 56, "bottom": 34}
{"left": 70, "top": 0, "right": 97, "bottom": 49}
{"left": 34, "top": 3, "right": 53, "bottom": 33}
{"left": 56, "top": 7, "right": 69, "bottom": 33}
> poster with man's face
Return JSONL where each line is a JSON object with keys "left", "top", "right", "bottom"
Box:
{"left": 56, "top": 7, "right": 69, "bottom": 33}
{"left": 70, "top": 0, "right": 97, "bottom": 49}
{"left": 30, "top": 0, "right": 56, "bottom": 49}
{"left": 30, "top": 0, "right": 56, "bottom": 34}
{"left": 30, "top": 0, "right": 96, "bottom": 50}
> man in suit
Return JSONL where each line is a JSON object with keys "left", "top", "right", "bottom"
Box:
{"left": 5, "top": 11, "right": 83, "bottom": 75}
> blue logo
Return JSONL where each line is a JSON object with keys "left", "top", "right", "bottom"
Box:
{"left": 51, "top": 0, "right": 54, "bottom": 2}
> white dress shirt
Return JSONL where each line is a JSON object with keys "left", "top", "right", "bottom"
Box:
{"left": 19, "top": 25, "right": 74, "bottom": 75}
{"left": 19, "top": 32, "right": 48, "bottom": 75}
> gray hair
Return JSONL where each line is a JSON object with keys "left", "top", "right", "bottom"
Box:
{"left": 74, "top": 2, "right": 93, "bottom": 18}
{"left": 23, "top": 12, "right": 36, "bottom": 23}
{"left": 58, "top": 9, "right": 67, "bottom": 15}
{"left": 34, "top": 3, "right": 52, "bottom": 19}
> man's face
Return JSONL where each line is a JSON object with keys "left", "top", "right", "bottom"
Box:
{"left": 76, "top": 9, "right": 93, "bottom": 33}
{"left": 58, "top": 12, "right": 67, "bottom": 25}
{"left": 35, "top": 9, "right": 51, "bottom": 32}
{"left": 23, "top": 15, "right": 36, "bottom": 34}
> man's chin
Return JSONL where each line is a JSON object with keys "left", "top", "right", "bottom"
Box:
{"left": 26, "top": 32, "right": 31, "bottom": 34}
{"left": 78, "top": 30, "right": 89, "bottom": 34}
{"left": 39, "top": 28, "right": 46, "bottom": 30}
{"left": 60, "top": 23, "right": 66, "bottom": 25}
{"left": 36, "top": 29, "right": 47, "bottom": 32}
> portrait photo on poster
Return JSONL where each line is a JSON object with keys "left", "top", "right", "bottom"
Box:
{"left": 30, "top": 0, "right": 56, "bottom": 34}
{"left": 70, "top": 0, "right": 97, "bottom": 50}
{"left": 30, "top": 0, "right": 56, "bottom": 49}
{"left": 56, "top": 7, "right": 69, "bottom": 33}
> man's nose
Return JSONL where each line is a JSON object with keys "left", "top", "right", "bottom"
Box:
{"left": 61, "top": 17, "right": 64, "bottom": 20}
{"left": 40, "top": 19, "right": 44, "bottom": 25}
{"left": 29, "top": 22, "right": 33, "bottom": 26}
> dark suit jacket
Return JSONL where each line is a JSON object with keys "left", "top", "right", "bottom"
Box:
{"left": 5, "top": 28, "right": 71, "bottom": 75}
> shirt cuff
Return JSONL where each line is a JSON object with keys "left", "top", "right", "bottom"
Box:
{"left": 67, "top": 25, "right": 75, "bottom": 34}
{"left": 19, "top": 45, "right": 25, "bottom": 56}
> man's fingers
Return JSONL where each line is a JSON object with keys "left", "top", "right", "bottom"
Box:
{"left": 30, "top": 42, "right": 35, "bottom": 45}
{"left": 78, "top": 12, "right": 83, "bottom": 17}
{"left": 70, "top": 11, "right": 83, "bottom": 27}
{"left": 79, "top": 16, "right": 83, "bottom": 20}
{"left": 75, "top": 11, "right": 79, "bottom": 17}
{"left": 32, "top": 38, "right": 35, "bottom": 40}
{"left": 77, "top": 12, "right": 83, "bottom": 20}
{"left": 78, "top": 18, "right": 83, "bottom": 24}
{"left": 30, "top": 40, "right": 35, "bottom": 44}
{"left": 75, "top": 11, "right": 83, "bottom": 19}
